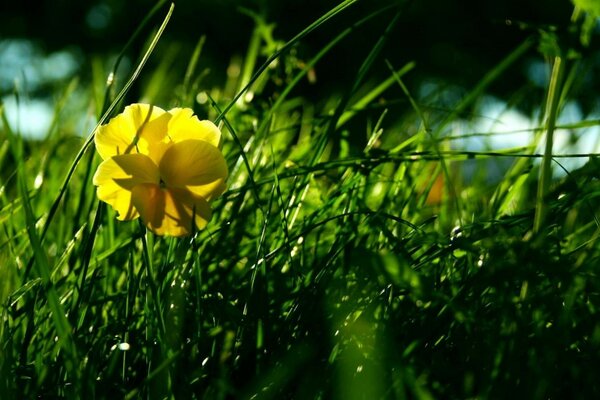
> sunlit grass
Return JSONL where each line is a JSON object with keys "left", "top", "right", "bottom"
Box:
{"left": 2, "top": 1, "right": 600, "bottom": 399}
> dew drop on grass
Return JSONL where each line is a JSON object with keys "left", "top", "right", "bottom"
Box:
{"left": 290, "top": 246, "right": 299, "bottom": 258}
{"left": 34, "top": 172, "right": 43, "bottom": 189}
{"left": 118, "top": 342, "right": 130, "bottom": 351}
{"left": 450, "top": 226, "right": 462, "bottom": 240}
{"left": 477, "top": 255, "right": 485, "bottom": 268}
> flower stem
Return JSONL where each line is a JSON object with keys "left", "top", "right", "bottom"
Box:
{"left": 140, "top": 227, "right": 168, "bottom": 341}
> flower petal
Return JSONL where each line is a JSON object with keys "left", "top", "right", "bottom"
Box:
{"left": 93, "top": 154, "right": 159, "bottom": 220}
{"left": 167, "top": 108, "right": 221, "bottom": 147}
{"left": 159, "top": 139, "right": 228, "bottom": 201}
{"left": 95, "top": 103, "right": 170, "bottom": 159}
{"left": 131, "top": 184, "right": 211, "bottom": 237}
{"left": 146, "top": 140, "right": 172, "bottom": 167}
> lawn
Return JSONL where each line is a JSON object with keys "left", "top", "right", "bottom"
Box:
{"left": 2, "top": 0, "right": 600, "bottom": 398}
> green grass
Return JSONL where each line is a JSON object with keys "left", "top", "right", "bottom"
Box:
{"left": 2, "top": 1, "right": 600, "bottom": 399}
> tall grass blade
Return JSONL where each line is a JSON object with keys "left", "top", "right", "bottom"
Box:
{"left": 215, "top": 0, "right": 359, "bottom": 122}
{"left": 534, "top": 56, "right": 565, "bottom": 232}
{"left": 1, "top": 111, "right": 80, "bottom": 385}
{"left": 38, "top": 2, "right": 175, "bottom": 242}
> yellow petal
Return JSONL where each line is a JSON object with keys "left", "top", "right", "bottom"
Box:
{"left": 94, "top": 111, "right": 136, "bottom": 160}
{"left": 167, "top": 107, "right": 221, "bottom": 147}
{"left": 95, "top": 103, "right": 170, "bottom": 160}
{"left": 159, "top": 139, "right": 228, "bottom": 201}
{"left": 131, "top": 184, "right": 211, "bottom": 237}
{"left": 146, "top": 140, "right": 172, "bottom": 166}
{"left": 93, "top": 154, "right": 159, "bottom": 220}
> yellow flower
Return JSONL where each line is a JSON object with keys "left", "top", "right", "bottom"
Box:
{"left": 92, "top": 103, "right": 228, "bottom": 237}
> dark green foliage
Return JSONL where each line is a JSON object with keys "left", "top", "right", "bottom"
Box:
{"left": 2, "top": 1, "right": 600, "bottom": 399}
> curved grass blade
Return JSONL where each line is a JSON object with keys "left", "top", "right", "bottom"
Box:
{"left": 337, "top": 61, "right": 415, "bottom": 128}
{"left": 215, "top": 0, "right": 359, "bottom": 123}
{"left": 1, "top": 109, "right": 80, "bottom": 385}
{"left": 39, "top": 2, "right": 175, "bottom": 243}
{"left": 101, "top": 0, "right": 170, "bottom": 110}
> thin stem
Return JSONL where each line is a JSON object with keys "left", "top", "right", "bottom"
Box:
{"left": 140, "top": 227, "right": 167, "bottom": 341}
{"left": 534, "top": 56, "right": 565, "bottom": 232}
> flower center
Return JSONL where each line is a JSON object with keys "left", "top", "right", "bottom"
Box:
{"left": 159, "top": 177, "right": 166, "bottom": 189}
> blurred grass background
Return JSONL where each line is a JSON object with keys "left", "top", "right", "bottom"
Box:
{"left": 2, "top": 0, "right": 600, "bottom": 398}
